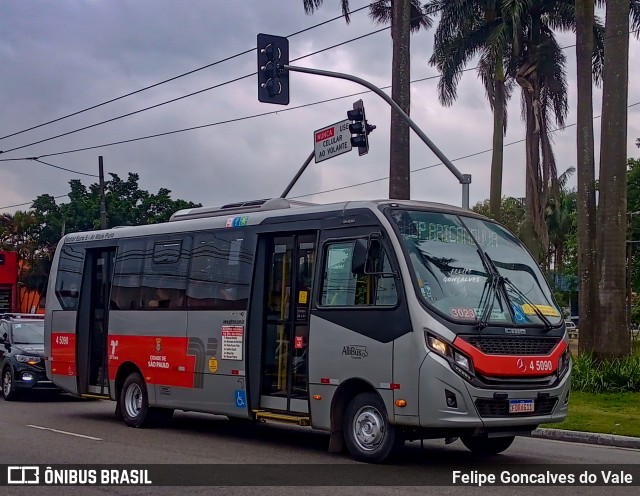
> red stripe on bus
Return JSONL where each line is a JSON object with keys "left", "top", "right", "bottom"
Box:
{"left": 453, "top": 337, "right": 567, "bottom": 377}
{"left": 51, "top": 332, "right": 76, "bottom": 377}
{"left": 107, "top": 335, "right": 196, "bottom": 388}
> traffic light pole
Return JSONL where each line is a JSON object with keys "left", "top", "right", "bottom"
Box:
{"left": 284, "top": 64, "right": 472, "bottom": 209}
{"left": 281, "top": 150, "right": 315, "bottom": 198}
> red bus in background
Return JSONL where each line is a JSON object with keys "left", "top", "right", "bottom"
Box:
{"left": 0, "top": 251, "right": 19, "bottom": 313}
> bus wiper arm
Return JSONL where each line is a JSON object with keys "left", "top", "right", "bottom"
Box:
{"left": 502, "top": 277, "right": 554, "bottom": 331}
{"left": 475, "top": 249, "right": 501, "bottom": 330}
{"left": 477, "top": 276, "right": 498, "bottom": 330}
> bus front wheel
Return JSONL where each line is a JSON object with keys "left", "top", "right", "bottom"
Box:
{"left": 343, "top": 392, "right": 400, "bottom": 463}
{"left": 461, "top": 435, "right": 515, "bottom": 455}
{"left": 120, "top": 372, "right": 150, "bottom": 428}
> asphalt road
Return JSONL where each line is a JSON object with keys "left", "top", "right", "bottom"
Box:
{"left": 0, "top": 391, "right": 639, "bottom": 495}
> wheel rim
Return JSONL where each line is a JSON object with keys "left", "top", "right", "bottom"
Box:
{"left": 124, "top": 383, "right": 142, "bottom": 418}
{"left": 3, "top": 371, "right": 11, "bottom": 397}
{"left": 352, "top": 405, "right": 386, "bottom": 452}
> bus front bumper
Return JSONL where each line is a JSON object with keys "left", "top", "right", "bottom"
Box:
{"left": 415, "top": 352, "right": 570, "bottom": 430}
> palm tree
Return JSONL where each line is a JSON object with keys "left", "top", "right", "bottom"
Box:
{"left": 427, "top": 1, "right": 516, "bottom": 222}
{"left": 302, "top": 1, "right": 432, "bottom": 200}
{"left": 575, "top": 1, "right": 640, "bottom": 358}
{"left": 429, "top": 1, "right": 604, "bottom": 263}
{"left": 575, "top": 0, "right": 598, "bottom": 353}
{"left": 595, "top": 0, "right": 632, "bottom": 358}
{"left": 546, "top": 166, "right": 576, "bottom": 281}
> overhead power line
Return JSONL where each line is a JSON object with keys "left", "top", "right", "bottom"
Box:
{"left": 0, "top": 3, "right": 370, "bottom": 143}
{"left": 0, "top": 6, "right": 420, "bottom": 157}
{"left": 2, "top": 23, "right": 637, "bottom": 163}
{"left": 32, "top": 159, "right": 98, "bottom": 177}
{"left": 3, "top": 101, "right": 638, "bottom": 212}
{"left": 290, "top": 101, "right": 640, "bottom": 199}
{"left": 0, "top": 194, "right": 69, "bottom": 211}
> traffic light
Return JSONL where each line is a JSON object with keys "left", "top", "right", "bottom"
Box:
{"left": 347, "top": 99, "right": 376, "bottom": 156}
{"left": 257, "top": 34, "right": 290, "bottom": 105}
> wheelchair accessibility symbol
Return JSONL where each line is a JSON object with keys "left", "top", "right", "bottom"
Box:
{"left": 235, "top": 390, "right": 246, "bottom": 408}
{"left": 512, "top": 305, "right": 527, "bottom": 323}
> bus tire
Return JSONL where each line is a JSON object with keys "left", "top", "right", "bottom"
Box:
{"left": 461, "top": 435, "right": 515, "bottom": 455}
{"left": 343, "top": 392, "right": 399, "bottom": 463}
{"left": 120, "top": 372, "right": 151, "bottom": 428}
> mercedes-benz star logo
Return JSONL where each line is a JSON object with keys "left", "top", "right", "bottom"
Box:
{"left": 517, "top": 358, "right": 527, "bottom": 372}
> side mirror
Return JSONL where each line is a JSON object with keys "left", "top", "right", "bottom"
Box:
{"left": 351, "top": 239, "right": 368, "bottom": 275}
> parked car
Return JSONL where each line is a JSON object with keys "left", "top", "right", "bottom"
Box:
{"left": 0, "top": 313, "right": 56, "bottom": 400}
{"left": 565, "top": 321, "right": 577, "bottom": 332}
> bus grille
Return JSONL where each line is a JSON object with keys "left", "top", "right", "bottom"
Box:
{"left": 464, "top": 337, "right": 560, "bottom": 356}
{"left": 475, "top": 397, "right": 558, "bottom": 418}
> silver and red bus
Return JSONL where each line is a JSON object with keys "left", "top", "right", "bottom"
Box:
{"left": 45, "top": 198, "right": 570, "bottom": 462}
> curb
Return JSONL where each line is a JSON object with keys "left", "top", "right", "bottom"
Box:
{"left": 532, "top": 428, "right": 640, "bottom": 450}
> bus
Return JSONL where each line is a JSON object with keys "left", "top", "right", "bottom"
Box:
{"left": 44, "top": 198, "right": 570, "bottom": 463}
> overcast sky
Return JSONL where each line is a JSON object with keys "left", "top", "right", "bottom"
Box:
{"left": 1, "top": 1, "right": 639, "bottom": 217}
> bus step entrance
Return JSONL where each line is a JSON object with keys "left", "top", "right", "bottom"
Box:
{"left": 253, "top": 410, "right": 310, "bottom": 426}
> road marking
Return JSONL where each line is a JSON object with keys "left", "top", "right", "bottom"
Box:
{"left": 27, "top": 424, "right": 102, "bottom": 441}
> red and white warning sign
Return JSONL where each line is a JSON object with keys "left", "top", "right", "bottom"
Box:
{"left": 222, "top": 326, "right": 244, "bottom": 361}
{"left": 314, "top": 119, "right": 352, "bottom": 163}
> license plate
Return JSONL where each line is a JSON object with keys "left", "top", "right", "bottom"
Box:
{"left": 509, "top": 399, "right": 535, "bottom": 413}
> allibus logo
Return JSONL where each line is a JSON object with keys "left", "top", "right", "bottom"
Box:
{"left": 342, "top": 345, "right": 368, "bottom": 359}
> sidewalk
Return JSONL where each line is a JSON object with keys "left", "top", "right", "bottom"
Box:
{"left": 532, "top": 427, "right": 640, "bottom": 450}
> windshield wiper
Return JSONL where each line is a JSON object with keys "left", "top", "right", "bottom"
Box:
{"left": 475, "top": 249, "right": 502, "bottom": 330}
{"left": 501, "top": 276, "right": 555, "bottom": 331}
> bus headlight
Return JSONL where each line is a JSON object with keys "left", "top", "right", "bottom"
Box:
{"left": 453, "top": 351, "right": 470, "bottom": 372}
{"left": 426, "top": 335, "right": 450, "bottom": 356}
{"left": 558, "top": 349, "right": 571, "bottom": 377}
{"left": 425, "top": 332, "right": 474, "bottom": 381}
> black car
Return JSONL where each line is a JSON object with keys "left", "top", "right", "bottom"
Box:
{"left": 0, "top": 314, "right": 55, "bottom": 400}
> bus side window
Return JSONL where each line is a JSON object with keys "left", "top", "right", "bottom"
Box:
{"left": 55, "top": 245, "right": 86, "bottom": 311}
{"left": 186, "top": 232, "right": 254, "bottom": 311}
{"left": 320, "top": 241, "right": 397, "bottom": 307}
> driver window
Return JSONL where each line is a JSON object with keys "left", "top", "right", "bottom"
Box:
{"left": 320, "top": 240, "right": 397, "bottom": 307}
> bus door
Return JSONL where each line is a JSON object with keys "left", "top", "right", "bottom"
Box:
{"left": 259, "top": 233, "right": 316, "bottom": 414}
{"left": 76, "top": 248, "right": 115, "bottom": 396}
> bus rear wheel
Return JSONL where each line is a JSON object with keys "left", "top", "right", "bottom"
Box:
{"left": 461, "top": 435, "right": 515, "bottom": 455}
{"left": 343, "top": 392, "right": 400, "bottom": 463}
{"left": 120, "top": 372, "right": 151, "bottom": 428}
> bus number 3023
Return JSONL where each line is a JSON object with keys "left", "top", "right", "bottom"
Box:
{"left": 55, "top": 335, "right": 69, "bottom": 346}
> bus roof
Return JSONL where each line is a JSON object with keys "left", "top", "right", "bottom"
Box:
{"left": 61, "top": 198, "right": 488, "bottom": 244}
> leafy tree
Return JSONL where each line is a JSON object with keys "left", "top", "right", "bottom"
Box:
{"left": 472, "top": 196, "right": 525, "bottom": 238}
{"left": 546, "top": 166, "right": 576, "bottom": 279}
{"left": 1, "top": 174, "right": 200, "bottom": 304}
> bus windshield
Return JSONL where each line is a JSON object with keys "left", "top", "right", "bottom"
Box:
{"left": 390, "top": 209, "right": 562, "bottom": 327}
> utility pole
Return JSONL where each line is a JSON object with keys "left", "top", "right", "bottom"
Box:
{"left": 99, "top": 156, "right": 107, "bottom": 229}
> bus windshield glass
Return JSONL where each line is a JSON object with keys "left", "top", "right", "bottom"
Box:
{"left": 390, "top": 209, "right": 561, "bottom": 326}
